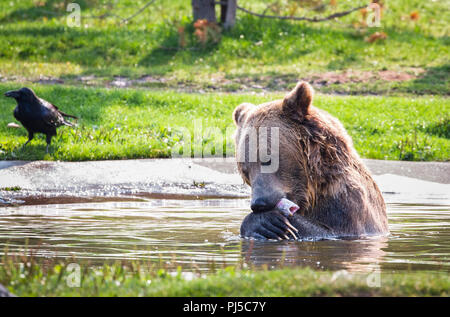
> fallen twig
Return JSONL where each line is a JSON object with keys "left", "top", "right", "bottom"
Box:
{"left": 120, "top": 0, "right": 157, "bottom": 24}
{"left": 235, "top": 4, "right": 367, "bottom": 22}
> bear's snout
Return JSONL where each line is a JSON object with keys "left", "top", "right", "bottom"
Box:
{"left": 250, "top": 175, "right": 284, "bottom": 213}
{"left": 251, "top": 197, "right": 276, "bottom": 213}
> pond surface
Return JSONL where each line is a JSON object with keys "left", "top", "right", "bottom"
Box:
{"left": 0, "top": 195, "right": 449, "bottom": 274}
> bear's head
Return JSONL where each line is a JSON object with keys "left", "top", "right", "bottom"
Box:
{"left": 233, "top": 81, "right": 356, "bottom": 214}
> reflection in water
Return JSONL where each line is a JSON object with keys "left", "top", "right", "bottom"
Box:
{"left": 0, "top": 199, "right": 449, "bottom": 273}
{"left": 241, "top": 237, "right": 389, "bottom": 273}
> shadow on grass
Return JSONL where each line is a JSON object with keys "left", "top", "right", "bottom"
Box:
{"left": 405, "top": 64, "right": 450, "bottom": 95}
{"left": 420, "top": 116, "right": 450, "bottom": 139}
{"left": 0, "top": 0, "right": 94, "bottom": 23}
{"left": 0, "top": 26, "right": 151, "bottom": 66}
{"left": 138, "top": 22, "right": 221, "bottom": 68}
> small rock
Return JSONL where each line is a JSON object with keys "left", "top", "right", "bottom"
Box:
{"left": 0, "top": 284, "right": 16, "bottom": 297}
{"left": 7, "top": 122, "right": 21, "bottom": 129}
{"left": 0, "top": 197, "right": 24, "bottom": 206}
{"left": 111, "top": 77, "right": 129, "bottom": 87}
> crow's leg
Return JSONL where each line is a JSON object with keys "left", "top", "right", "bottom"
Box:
{"left": 45, "top": 134, "right": 53, "bottom": 153}
{"left": 22, "top": 132, "right": 34, "bottom": 148}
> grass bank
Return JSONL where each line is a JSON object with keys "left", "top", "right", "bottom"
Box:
{"left": 0, "top": 84, "right": 448, "bottom": 161}
{"left": 0, "top": 0, "right": 448, "bottom": 95}
{"left": 1, "top": 255, "right": 448, "bottom": 297}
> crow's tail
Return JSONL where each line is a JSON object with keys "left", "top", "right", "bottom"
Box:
{"left": 59, "top": 110, "right": 78, "bottom": 127}
{"left": 58, "top": 110, "right": 78, "bottom": 119}
{"left": 62, "top": 120, "right": 77, "bottom": 127}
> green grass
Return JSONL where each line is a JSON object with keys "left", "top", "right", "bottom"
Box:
{"left": 0, "top": 83, "right": 448, "bottom": 161}
{"left": 1, "top": 254, "right": 448, "bottom": 296}
{"left": 0, "top": 186, "right": 21, "bottom": 191}
{"left": 0, "top": 0, "right": 448, "bottom": 94}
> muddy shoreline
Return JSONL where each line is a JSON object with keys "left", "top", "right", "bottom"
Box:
{"left": 0, "top": 158, "right": 449, "bottom": 206}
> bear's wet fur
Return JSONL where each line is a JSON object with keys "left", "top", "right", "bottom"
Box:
{"left": 233, "top": 81, "right": 388, "bottom": 240}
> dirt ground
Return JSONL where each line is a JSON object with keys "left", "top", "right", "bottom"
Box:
{"left": 0, "top": 68, "right": 426, "bottom": 93}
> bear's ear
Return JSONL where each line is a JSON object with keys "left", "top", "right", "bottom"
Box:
{"left": 232, "top": 103, "right": 253, "bottom": 126}
{"left": 282, "top": 81, "right": 314, "bottom": 121}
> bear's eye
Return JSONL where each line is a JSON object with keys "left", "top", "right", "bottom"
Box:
{"left": 240, "top": 164, "right": 249, "bottom": 179}
{"left": 261, "top": 159, "right": 272, "bottom": 166}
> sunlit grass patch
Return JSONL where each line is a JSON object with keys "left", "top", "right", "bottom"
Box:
{"left": 0, "top": 84, "right": 448, "bottom": 161}
{"left": 1, "top": 252, "right": 448, "bottom": 296}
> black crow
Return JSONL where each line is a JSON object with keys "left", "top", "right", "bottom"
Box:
{"left": 4, "top": 87, "right": 78, "bottom": 153}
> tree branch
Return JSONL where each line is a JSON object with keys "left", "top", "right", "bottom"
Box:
{"left": 235, "top": 4, "right": 367, "bottom": 22}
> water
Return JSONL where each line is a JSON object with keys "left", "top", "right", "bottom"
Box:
{"left": 0, "top": 197, "right": 449, "bottom": 274}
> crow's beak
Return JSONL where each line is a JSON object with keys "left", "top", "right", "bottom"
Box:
{"left": 4, "top": 90, "right": 19, "bottom": 98}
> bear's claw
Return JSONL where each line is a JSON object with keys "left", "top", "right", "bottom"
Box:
{"left": 284, "top": 218, "right": 298, "bottom": 233}
{"left": 286, "top": 227, "right": 297, "bottom": 240}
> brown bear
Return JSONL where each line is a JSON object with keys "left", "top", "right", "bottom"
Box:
{"left": 233, "top": 81, "right": 388, "bottom": 240}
